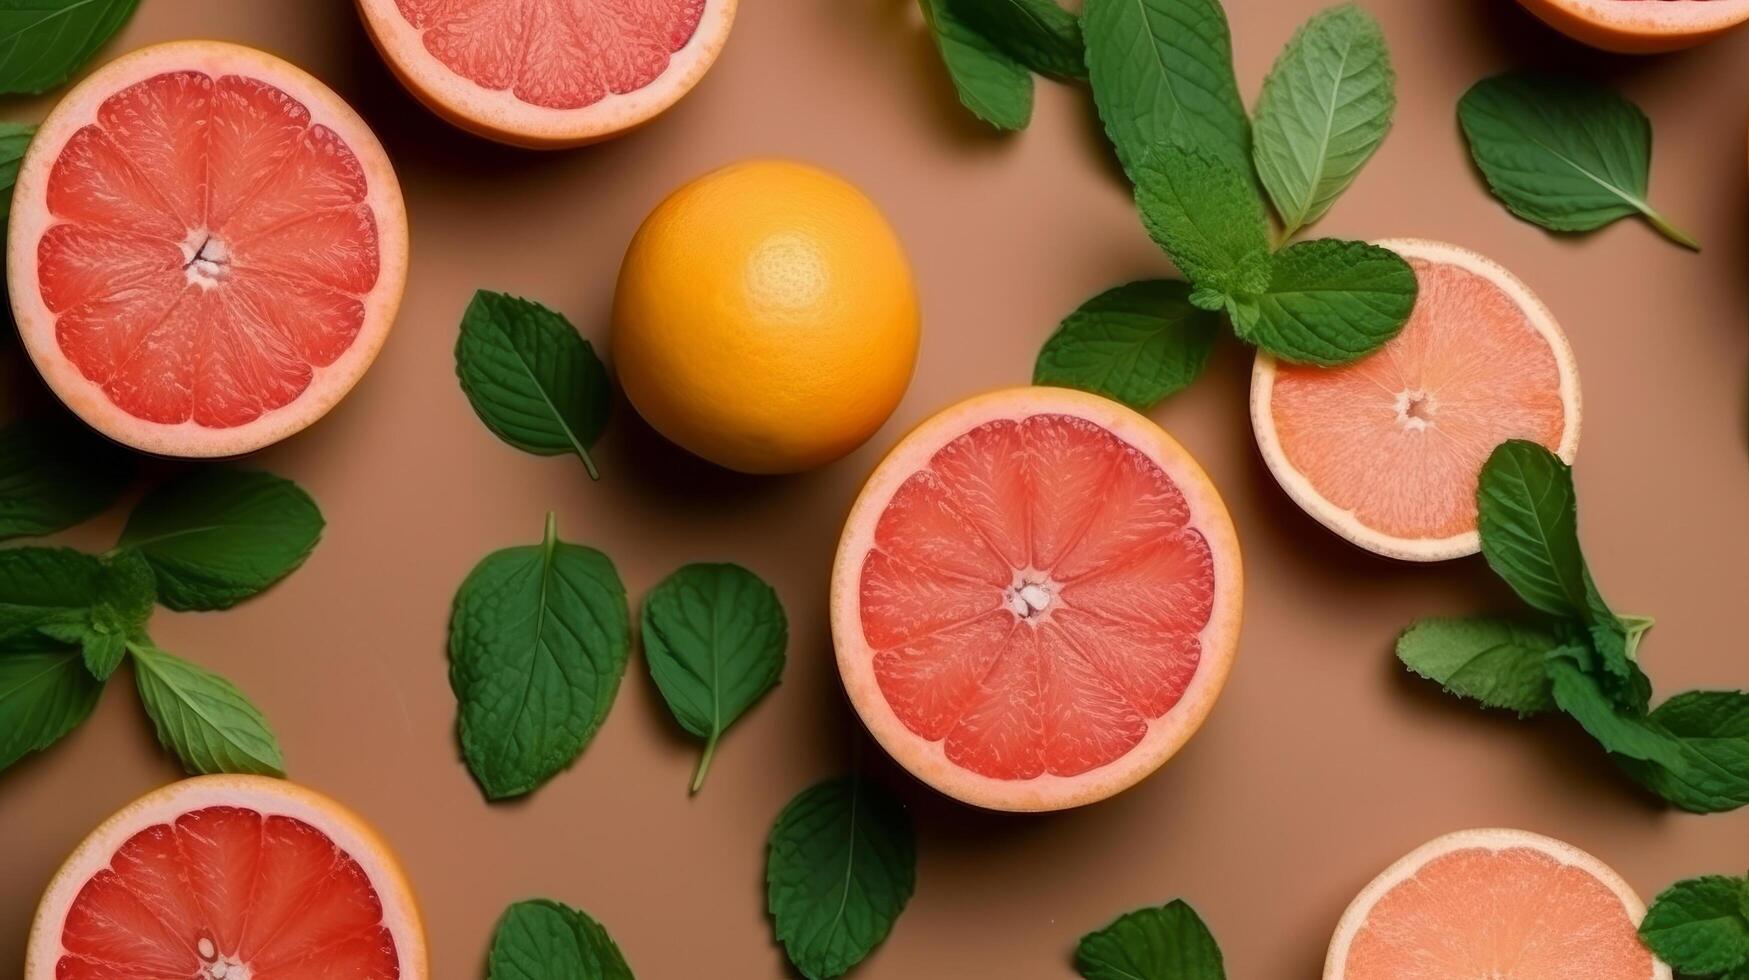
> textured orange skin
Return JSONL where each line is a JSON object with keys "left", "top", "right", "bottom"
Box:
{"left": 1516, "top": 0, "right": 1749, "bottom": 52}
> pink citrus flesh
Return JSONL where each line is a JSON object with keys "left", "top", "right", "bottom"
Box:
{"left": 832, "top": 387, "right": 1243, "bottom": 812}
{"left": 8, "top": 41, "right": 408, "bottom": 458}
{"left": 1326, "top": 828, "right": 1669, "bottom": 980}
{"left": 356, "top": 0, "right": 737, "bottom": 148}
{"left": 27, "top": 776, "right": 427, "bottom": 980}
{"left": 1251, "top": 238, "right": 1580, "bottom": 561}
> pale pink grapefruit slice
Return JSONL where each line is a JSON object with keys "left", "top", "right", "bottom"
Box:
{"left": 831, "top": 387, "right": 1243, "bottom": 812}
{"left": 1516, "top": 0, "right": 1749, "bottom": 53}
{"left": 26, "top": 775, "right": 428, "bottom": 980}
{"left": 8, "top": 41, "right": 409, "bottom": 458}
{"left": 1325, "top": 828, "right": 1669, "bottom": 980}
{"left": 1251, "top": 238, "right": 1580, "bottom": 562}
{"left": 356, "top": 0, "right": 738, "bottom": 148}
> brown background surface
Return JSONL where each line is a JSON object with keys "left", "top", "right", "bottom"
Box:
{"left": 2, "top": 0, "right": 1747, "bottom": 976}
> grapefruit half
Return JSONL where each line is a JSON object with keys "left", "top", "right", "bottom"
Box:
{"left": 831, "top": 387, "right": 1243, "bottom": 812}
{"left": 26, "top": 775, "right": 428, "bottom": 980}
{"left": 356, "top": 0, "right": 738, "bottom": 148}
{"left": 1325, "top": 828, "right": 1669, "bottom": 980}
{"left": 1251, "top": 239, "right": 1580, "bottom": 562}
{"left": 1516, "top": 0, "right": 1749, "bottom": 52}
{"left": 8, "top": 41, "right": 409, "bottom": 458}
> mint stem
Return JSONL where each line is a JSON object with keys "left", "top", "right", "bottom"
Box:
{"left": 691, "top": 733, "right": 719, "bottom": 794}
{"left": 576, "top": 446, "right": 601, "bottom": 482}
{"left": 1642, "top": 208, "right": 1700, "bottom": 252}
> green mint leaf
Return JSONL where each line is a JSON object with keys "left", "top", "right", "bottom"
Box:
{"left": 642, "top": 562, "right": 787, "bottom": 794}
{"left": 767, "top": 775, "right": 917, "bottom": 979}
{"left": 0, "top": 643, "right": 101, "bottom": 772}
{"left": 0, "top": 547, "right": 105, "bottom": 645}
{"left": 0, "top": 0, "right": 138, "bottom": 95}
{"left": 1230, "top": 239, "right": 1415, "bottom": 365}
{"left": 117, "top": 468, "right": 324, "bottom": 612}
{"left": 456, "top": 290, "right": 612, "bottom": 480}
{"left": 1034, "top": 280, "right": 1221, "bottom": 410}
{"left": 1640, "top": 876, "right": 1749, "bottom": 976}
{"left": 487, "top": 899, "right": 635, "bottom": 980}
{"left": 1083, "top": 0, "right": 1250, "bottom": 177}
{"left": 1132, "top": 142, "right": 1271, "bottom": 300}
{"left": 0, "top": 121, "right": 33, "bottom": 224}
{"left": 1458, "top": 73, "right": 1698, "bottom": 251}
{"left": 129, "top": 643, "right": 285, "bottom": 777}
{"left": 1252, "top": 4, "right": 1395, "bottom": 238}
{"left": 82, "top": 551, "right": 154, "bottom": 680}
{"left": 449, "top": 513, "right": 630, "bottom": 800}
{"left": 1395, "top": 616, "right": 1561, "bottom": 716}
{"left": 942, "top": 0, "right": 1084, "bottom": 80}
{"left": 918, "top": 0, "right": 1034, "bottom": 131}
{"left": 1075, "top": 900, "right": 1226, "bottom": 980}
{"left": 1617, "top": 691, "right": 1749, "bottom": 815}
{"left": 0, "top": 414, "right": 135, "bottom": 542}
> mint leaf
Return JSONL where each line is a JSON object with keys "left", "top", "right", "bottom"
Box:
{"left": 943, "top": 0, "right": 1084, "bottom": 80}
{"left": 1076, "top": 900, "right": 1226, "bottom": 980}
{"left": 80, "top": 551, "right": 154, "bottom": 680}
{"left": 1458, "top": 73, "right": 1698, "bottom": 250}
{"left": 767, "top": 775, "right": 917, "bottom": 979}
{"left": 0, "top": 121, "right": 32, "bottom": 223}
{"left": 919, "top": 0, "right": 1034, "bottom": 130}
{"left": 0, "top": 0, "right": 138, "bottom": 94}
{"left": 0, "top": 414, "right": 134, "bottom": 542}
{"left": 1396, "top": 616, "right": 1560, "bottom": 716}
{"left": 0, "top": 643, "right": 101, "bottom": 772}
{"left": 0, "top": 547, "right": 105, "bottom": 644}
{"left": 642, "top": 563, "right": 787, "bottom": 794}
{"left": 1131, "top": 142, "right": 1271, "bottom": 302}
{"left": 1640, "top": 876, "right": 1749, "bottom": 976}
{"left": 117, "top": 468, "right": 323, "bottom": 612}
{"left": 1253, "top": 4, "right": 1395, "bottom": 238}
{"left": 488, "top": 899, "right": 635, "bottom": 980}
{"left": 130, "top": 643, "right": 285, "bottom": 777}
{"left": 1083, "top": 0, "right": 1250, "bottom": 177}
{"left": 1034, "top": 280, "right": 1220, "bottom": 410}
{"left": 1230, "top": 239, "right": 1414, "bottom": 365}
{"left": 449, "top": 513, "right": 630, "bottom": 800}
{"left": 456, "top": 290, "right": 612, "bottom": 480}
{"left": 1618, "top": 691, "right": 1749, "bottom": 815}
{"left": 1546, "top": 650, "right": 1681, "bottom": 767}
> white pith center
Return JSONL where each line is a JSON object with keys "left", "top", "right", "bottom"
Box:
{"left": 180, "top": 230, "right": 231, "bottom": 289}
{"left": 196, "top": 932, "right": 250, "bottom": 979}
{"left": 1394, "top": 388, "right": 1437, "bottom": 430}
{"left": 1004, "top": 571, "right": 1060, "bottom": 623}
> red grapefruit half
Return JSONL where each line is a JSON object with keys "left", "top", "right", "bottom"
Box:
{"left": 1251, "top": 239, "right": 1580, "bottom": 562}
{"left": 1516, "top": 0, "right": 1749, "bottom": 52}
{"left": 356, "top": 0, "right": 738, "bottom": 148}
{"left": 26, "top": 775, "right": 428, "bottom": 980}
{"left": 8, "top": 41, "right": 409, "bottom": 458}
{"left": 831, "top": 387, "right": 1243, "bottom": 812}
{"left": 1325, "top": 828, "right": 1669, "bottom": 980}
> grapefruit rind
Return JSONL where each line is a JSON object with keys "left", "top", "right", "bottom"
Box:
{"left": 1250, "top": 238, "right": 1581, "bottom": 563}
{"left": 831, "top": 386, "right": 1243, "bottom": 812}
{"left": 1323, "top": 827, "right": 1670, "bottom": 980}
{"left": 354, "top": 0, "right": 738, "bottom": 149}
{"left": 1516, "top": 0, "right": 1749, "bottom": 53}
{"left": 8, "top": 40, "right": 409, "bottom": 458}
{"left": 25, "top": 774, "right": 428, "bottom": 980}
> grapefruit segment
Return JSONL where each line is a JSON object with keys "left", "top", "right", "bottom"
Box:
{"left": 832, "top": 387, "right": 1243, "bottom": 811}
{"left": 1516, "top": 0, "right": 1749, "bottom": 52}
{"left": 1251, "top": 239, "right": 1580, "bottom": 562}
{"left": 9, "top": 41, "right": 408, "bottom": 458}
{"left": 357, "top": 0, "right": 736, "bottom": 148}
{"left": 1325, "top": 828, "right": 1670, "bottom": 980}
{"left": 27, "top": 776, "right": 427, "bottom": 980}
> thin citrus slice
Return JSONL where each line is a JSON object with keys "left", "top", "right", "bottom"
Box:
{"left": 356, "top": 0, "right": 738, "bottom": 148}
{"left": 8, "top": 41, "right": 409, "bottom": 458}
{"left": 1251, "top": 238, "right": 1580, "bottom": 562}
{"left": 1516, "top": 0, "right": 1749, "bottom": 52}
{"left": 26, "top": 775, "right": 428, "bottom": 979}
{"left": 831, "top": 387, "right": 1243, "bottom": 812}
{"left": 1325, "top": 828, "right": 1670, "bottom": 980}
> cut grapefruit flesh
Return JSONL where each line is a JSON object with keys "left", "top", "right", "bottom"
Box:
{"left": 831, "top": 387, "right": 1243, "bottom": 812}
{"left": 1325, "top": 828, "right": 1669, "bottom": 980}
{"left": 356, "top": 0, "right": 738, "bottom": 148}
{"left": 26, "top": 775, "right": 427, "bottom": 980}
{"left": 1251, "top": 238, "right": 1580, "bottom": 562}
{"left": 8, "top": 41, "right": 408, "bottom": 458}
{"left": 1516, "top": 0, "right": 1749, "bottom": 52}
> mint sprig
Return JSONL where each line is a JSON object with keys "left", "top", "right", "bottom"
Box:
{"left": 1398, "top": 440, "right": 1749, "bottom": 813}
{"left": 1641, "top": 875, "right": 1749, "bottom": 978}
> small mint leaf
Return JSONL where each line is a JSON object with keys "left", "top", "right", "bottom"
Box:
{"left": 1076, "top": 900, "right": 1226, "bottom": 980}
{"left": 1639, "top": 875, "right": 1749, "bottom": 975}
{"left": 1396, "top": 616, "right": 1561, "bottom": 716}
{"left": 1034, "top": 280, "right": 1221, "bottom": 410}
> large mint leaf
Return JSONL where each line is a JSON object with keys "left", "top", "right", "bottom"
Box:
{"left": 1639, "top": 876, "right": 1749, "bottom": 977}
{"left": 487, "top": 899, "right": 635, "bottom": 980}
{"left": 1076, "top": 900, "right": 1226, "bottom": 980}
{"left": 1618, "top": 691, "right": 1749, "bottom": 815}
{"left": 1230, "top": 239, "right": 1414, "bottom": 365}
{"left": 1131, "top": 142, "right": 1270, "bottom": 304}
{"left": 1252, "top": 4, "right": 1395, "bottom": 237}
{"left": 449, "top": 514, "right": 630, "bottom": 800}
{"left": 919, "top": 0, "right": 1034, "bottom": 130}
{"left": 0, "top": 0, "right": 138, "bottom": 94}
{"left": 130, "top": 643, "right": 285, "bottom": 777}
{"left": 767, "top": 775, "right": 917, "bottom": 979}
{"left": 944, "top": 0, "right": 1084, "bottom": 80}
{"left": 0, "top": 414, "right": 134, "bottom": 542}
{"left": 0, "top": 644, "right": 101, "bottom": 772}
{"left": 1396, "top": 616, "right": 1560, "bottom": 717}
{"left": 1034, "top": 279, "right": 1221, "bottom": 410}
